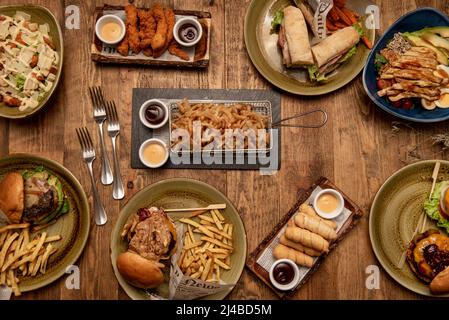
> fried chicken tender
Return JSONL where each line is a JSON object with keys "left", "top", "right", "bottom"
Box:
{"left": 125, "top": 4, "right": 141, "bottom": 54}
{"left": 194, "top": 21, "right": 207, "bottom": 60}
{"left": 117, "top": 32, "right": 129, "bottom": 56}
{"left": 151, "top": 4, "right": 167, "bottom": 52}
{"left": 168, "top": 41, "right": 189, "bottom": 61}
{"left": 153, "top": 7, "right": 175, "bottom": 58}
{"left": 138, "top": 9, "right": 156, "bottom": 53}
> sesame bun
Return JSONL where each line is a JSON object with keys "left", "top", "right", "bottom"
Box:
{"left": 0, "top": 172, "right": 24, "bottom": 223}
{"left": 116, "top": 251, "right": 164, "bottom": 289}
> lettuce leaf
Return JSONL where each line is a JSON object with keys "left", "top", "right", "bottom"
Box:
{"left": 339, "top": 46, "right": 357, "bottom": 64}
{"left": 374, "top": 53, "right": 388, "bottom": 72}
{"left": 271, "top": 9, "right": 284, "bottom": 33}
{"left": 307, "top": 65, "right": 327, "bottom": 82}
{"left": 353, "top": 23, "right": 364, "bottom": 37}
{"left": 424, "top": 181, "right": 449, "bottom": 232}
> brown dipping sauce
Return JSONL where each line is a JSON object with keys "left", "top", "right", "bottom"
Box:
{"left": 178, "top": 23, "right": 199, "bottom": 43}
{"left": 145, "top": 104, "right": 166, "bottom": 125}
{"left": 273, "top": 262, "right": 294, "bottom": 285}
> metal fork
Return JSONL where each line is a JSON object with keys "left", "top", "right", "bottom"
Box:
{"left": 105, "top": 101, "right": 125, "bottom": 200}
{"left": 89, "top": 87, "right": 113, "bottom": 186}
{"left": 76, "top": 127, "right": 108, "bottom": 226}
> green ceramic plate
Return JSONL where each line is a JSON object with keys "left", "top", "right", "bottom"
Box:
{"left": 0, "top": 154, "right": 90, "bottom": 293}
{"left": 111, "top": 178, "right": 247, "bottom": 300}
{"left": 0, "top": 5, "right": 63, "bottom": 119}
{"left": 244, "top": 0, "right": 375, "bottom": 95}
{"left": 370, "top": 160, "right": 449, "bottom": 297}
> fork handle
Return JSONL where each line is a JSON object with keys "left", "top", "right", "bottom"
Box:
{"left": 98, "top": 122, "right": 113, "bottom": 185}
{"left": 111, "top": 136, "right": 125, "bottom": 200}
{"left": 87, "top": 161, "right": 108, "bottom": 226}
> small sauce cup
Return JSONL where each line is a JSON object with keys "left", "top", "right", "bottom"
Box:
{"left": 173, "top": 17, "right": 203, "bottom": 47}
{"left": 139, "top": 138, "right": 169, "bottom": 169}
{"left": 95, "top": 15, "right": 126, "bottom": 45}
{"left": 139, "top": 99, "right": 169, "bottom": 130}
{"left": 313, "top": 189, "right": 345, "bottom": 220}
{"left": 269, "top": 259, "right": 300, "bottom": 291}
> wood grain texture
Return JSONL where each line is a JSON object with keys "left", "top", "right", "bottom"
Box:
{"left": 0, "top": 0, "right": 447, "bottom": 300}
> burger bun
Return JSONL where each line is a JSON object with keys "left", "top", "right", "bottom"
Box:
{"left": 430, "top": 266, "right": 449, "bottom": 294}
{"left": 116, "top": 251, "right": 164, "bottom": 289}
{"left": 0, "top": 172, "right": 24, "bottom": 223}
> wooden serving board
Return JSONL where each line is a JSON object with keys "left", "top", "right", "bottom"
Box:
{"left": 91, "top": 5, "right": 211, "bottom": 68}
{"left": 246, "top": 177, "right": 364, "bottom": 299}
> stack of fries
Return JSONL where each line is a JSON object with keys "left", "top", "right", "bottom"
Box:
{"left": 0, "top": 223, "right": 61, "bottom": 296}
{"left": 178, "top": 209, "right": 233, "bottom": 282}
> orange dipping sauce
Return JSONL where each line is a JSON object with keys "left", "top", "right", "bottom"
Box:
{"left": 316, "top": 193, "right": 339, "bottom": 213}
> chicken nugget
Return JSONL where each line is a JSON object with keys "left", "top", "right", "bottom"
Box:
{"left": 151, "top": 4, "right": 167, "bottom": 51}
{"left": 168, "top": 41, "right": 189, "bottom": 61}
{"left": 125, "top": 4, "right": 140, "bottom": 54}
{"left": 138, "top": 9, "right": 156, "bottom": 52}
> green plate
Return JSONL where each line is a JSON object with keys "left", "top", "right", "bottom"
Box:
{"left": 111, "top": 178, "right": 247, "bottom": 300}
{"left": 0, "top": 154, "right": 90, "bottom": 293}
{"left": 0, "top": 5, "right": 63, "bottom": 119}
{"left": 370, "top": 160, "right": 449, "bottom": 297}
{"left": 244, "top": 0, "right": 375, "bottom": 96}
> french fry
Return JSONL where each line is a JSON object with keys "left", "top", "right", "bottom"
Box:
{"left": 201, "top": 258, "right": 213, "bottom": 281}
{"left": 207, "top": 248, "right": 229, "bottom": 255}
{"left": 213, "top": 209, "right": 225, "bottom": 222}
{"left": 215, "top": 265, "right": 220, "bottom": 282}
{"left": 211, "top": 211, "right": 223, "bottom": 230}
{"left": 187, "top": 225, "right": 195, "bottom": 244}
{"left": 179, "top": 218, "right": 215, "bottom": 239}
{"left": 184, "top": 241, "right": 202, "bottom": 251}
{"left": 0, "top": 232, "right": 7, "bottom": 247}
{"left": 201, "top": 236, "right": 233, "bottom": 251}
{"left": 215, "top": 258, "right": 231, "bottom": 270}
{"left": 205, "top": 225, "right": 232, "bottom": 240}
{"left": 198, "top": 215, "right": 215, "bottom": 223}
{"left": 8, "top": 270, "right": 20, "bottom": 296}
{"left": 29, "top": 232, "right": 46, "bottom": 262}
{"left": 0, "top": 232, "right": 19, "bottom": 268}
{"left": 0, "top": 223, "right": 30, "bottom": 234}
{"left": 199, "top": 219, "right": 213, "bottom": 226}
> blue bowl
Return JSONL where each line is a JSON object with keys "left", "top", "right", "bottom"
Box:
{"left": 363, "top": 7, "right": 449, "bottom": 123}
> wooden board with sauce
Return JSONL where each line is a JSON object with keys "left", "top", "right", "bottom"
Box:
{"left": 91, "top": 5, "right": 212, "bottom": 68}
{"left": 246, "top": 177, "right": 364, "bottom": 299}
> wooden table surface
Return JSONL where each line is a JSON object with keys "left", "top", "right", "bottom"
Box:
{"left": 2, "top": 0, "right": 448, "bottom": 300}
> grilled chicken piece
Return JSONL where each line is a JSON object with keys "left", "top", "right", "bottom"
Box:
{"left": 389, "top": 92, "right": 440, "bottom": 101}
{"left": 391, "top": 56, "right": 438, "bottom": 69}
{"left": 380, "top": 68, "right": 445, "bottom": 84}
{"left": 391, "top": 83, "right": 440, "bottom": 96}
{"left": 395, "top": 78, "right": 441, "bottom": 87}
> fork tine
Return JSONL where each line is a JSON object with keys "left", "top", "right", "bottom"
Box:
{"left": 76, "top": 128, "right": 85, "bottom": 151}
{"left": 96, "top": 87, "right": 106, "bottom": 110}
{"left": 112, "top": 101, "right": 119, "bottom": 122}
{"left": 84, "top": 127, "right": 95, "bottom": 151}
{"left": 89, "top": 87, "right": 97, "bottom": 108}
{"left": 105, "top": 101, "right": 112, "bottom": 121}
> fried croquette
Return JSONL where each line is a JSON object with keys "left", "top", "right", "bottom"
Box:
{"left": 125, "top": 4, "right": 141, "bottom": 54}
{"left": 151, "top": 4, "right": 167, "bottom": 52}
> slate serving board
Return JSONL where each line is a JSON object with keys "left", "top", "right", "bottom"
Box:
{"left": 131, "top": 88, "right": 281, "bottom": 170}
